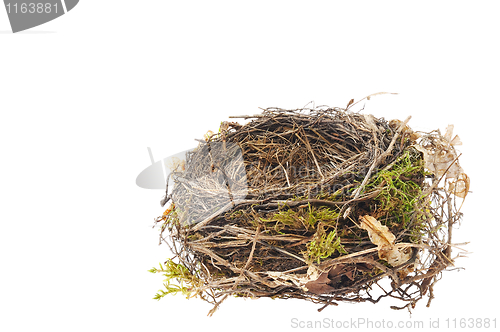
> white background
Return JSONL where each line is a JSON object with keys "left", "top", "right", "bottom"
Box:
{"left": 1, "top": 1, "right": 498, "bottom": 331}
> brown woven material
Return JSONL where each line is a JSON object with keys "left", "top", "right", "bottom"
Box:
{"left": 153, "top": 105, "right": 468, "bottom": 315}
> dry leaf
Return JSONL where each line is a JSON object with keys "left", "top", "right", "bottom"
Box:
{"left": 267, "top": 265, "right": 321, "bottom": 292}
{"left": 379, "top": 246, "right": 412, "bottom": 266}
{"left": 358, "top": 215, "right": 412, "bottom": 267}
{"left": 413, "top": 123, "right": 469, "bottom": 197}
{"left": 450, "top": 135, "right": 462, "bottom": 146}
{"left": 447, "top": 172, "right": 470, "bottom": 198}
{"left": 304, "top": 264, "right": 356, "bottom": 294}
{"left": 444, "top": 124, "right": 454, "bottom": 142}
{"left": 327, "top": 264, "right": 346, "bottom": 284}
{"left": 304, "top": 270, "right": 336, "bottom": 294}
{"left": 355, "top": 263, "right": 374, "bottom": 273}
{"left": 358, "top": 215, "right": 395, "bottom": 247}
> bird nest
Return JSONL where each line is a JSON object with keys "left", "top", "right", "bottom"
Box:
{"left": 150, "top": 103, "right": 469, "bottom": 315}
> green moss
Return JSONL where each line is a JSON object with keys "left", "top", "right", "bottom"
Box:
{"left": 260, "top": 203, "right": 340, "bottom": 233}
{"left": 365, "top": 148, "right": 430, "bottom": 242}
{"left": 306, "top": 224, "right": 347, "bottom": 264}
{"left": 227, "top": 210, "right": 244, "bottom": 219}
{"left": 149, "top": 259, "right": 201, "bottom": 300}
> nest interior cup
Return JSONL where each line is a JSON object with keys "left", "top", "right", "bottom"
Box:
{"left": 151, "top": 105, "right": 468, "bottom": 315}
